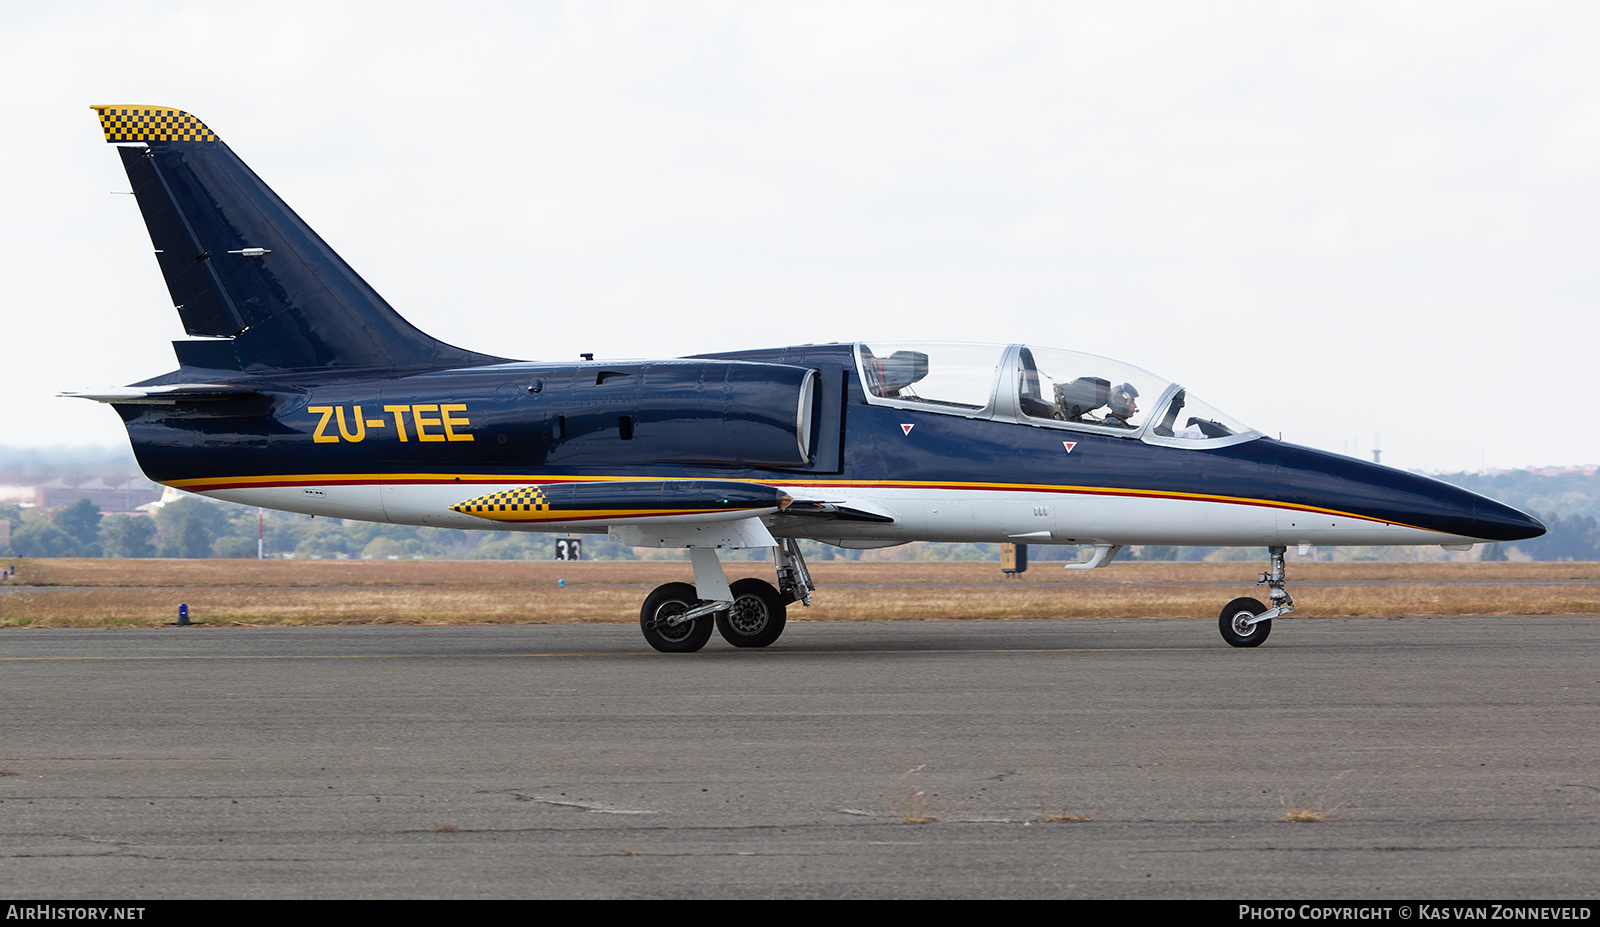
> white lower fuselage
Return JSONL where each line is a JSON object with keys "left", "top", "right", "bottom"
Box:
{"left": 201, "top": 481, "right": 1476, "bottom": 551}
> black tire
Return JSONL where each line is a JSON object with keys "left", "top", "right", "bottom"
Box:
{"left": 715, "top": 578, "right": 787, "bottom": 648}
{"left": 640, "top": 582, "right": 713, "bottom": 653}
{"left": 1219, "top": 596, "right": 1271, "bottom": 648}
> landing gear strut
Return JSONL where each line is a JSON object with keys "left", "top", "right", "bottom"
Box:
{"left": 638, "top": 539, "right": 815, "bottom": 653}
{"left": 1218, "top": 545, "right": 1295, "bottom": 648}
{"left": 774, "top": 538, "right": 815, "bottom": 606}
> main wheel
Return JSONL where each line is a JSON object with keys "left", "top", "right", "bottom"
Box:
{"left": 640, "top": 582, "right": 713, "bottom": 653}
{"left": 1219, "top": 596, "right": 1271, "bottom": 648}
{"left": 715, "top": 578, "right": 787, "bottom": 648}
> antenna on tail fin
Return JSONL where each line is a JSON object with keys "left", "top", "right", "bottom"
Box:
{"left": 91, "top": 105, "right": 510, "bottom": 373}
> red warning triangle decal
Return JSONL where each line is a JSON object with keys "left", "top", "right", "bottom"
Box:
{"left": 901, "top": 424, "right": 914, "bottom": 435}
{"left": 1063, "top": 441, "right": 1077, "bottom": 453}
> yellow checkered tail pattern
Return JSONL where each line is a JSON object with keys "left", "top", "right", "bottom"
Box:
{"left": 91, "top": 105, "right": 218, "bottom": 143}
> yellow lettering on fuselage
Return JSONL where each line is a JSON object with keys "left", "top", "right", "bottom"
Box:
{"left": 411, "top": 404, "right": 444, "bottom": 442}
{"left": 335, "top": 405, "right": 366, "bottom": 442}
{"left": 441, "top": 404, "right": 474, "bottom": 442}
{"left": 384, "top": 405, "right": 411, "bottom": 441}
{"left": 308, "top": 406, "right": 339, "bottom": 444}
{"left": 310, "top": 404, "right": 473, "bottom": 444}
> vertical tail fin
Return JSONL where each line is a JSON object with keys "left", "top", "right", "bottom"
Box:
{"left": 93, "top": 105, "right": 508, "bottom": 372}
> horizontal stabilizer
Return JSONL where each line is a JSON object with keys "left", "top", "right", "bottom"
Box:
{"left": 59, "top": 383, "right": 267, "bottom": 404}
{"left": 451, "top": 480, "right": 791, "bottom": 524}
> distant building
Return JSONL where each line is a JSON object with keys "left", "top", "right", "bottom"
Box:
{"left": 31, "top": 476, "right": 163, "bottom": 513}
{"left": 0, "top": 485, "right": 36, "bottom": 505}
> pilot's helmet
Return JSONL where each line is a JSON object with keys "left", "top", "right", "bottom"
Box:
{"left": 1109, "top": 383, "right": 1139, "bottom": 418}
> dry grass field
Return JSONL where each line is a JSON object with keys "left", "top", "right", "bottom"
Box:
{"left": 2, "top": 557, "right": 1597, "bottom": 628}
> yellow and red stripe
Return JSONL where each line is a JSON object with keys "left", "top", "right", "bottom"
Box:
{"left": 162, "top": 472, "right": 1431, "bottom": 532}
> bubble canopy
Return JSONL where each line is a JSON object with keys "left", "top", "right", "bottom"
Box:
{"left": 855, "top": 342, "right": 1258, "bottom": 448}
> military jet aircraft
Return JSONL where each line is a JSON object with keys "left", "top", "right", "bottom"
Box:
{"left": 66, "top": 105, "right": 1546, "bottom": 651}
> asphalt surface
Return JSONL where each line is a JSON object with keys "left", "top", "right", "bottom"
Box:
{"left": 1, "top": 615, "right": 1597, "bottom": 899}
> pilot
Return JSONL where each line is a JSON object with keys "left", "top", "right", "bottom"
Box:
{"left": 1104, "top": 383, "right": 1139, "bottom": 428}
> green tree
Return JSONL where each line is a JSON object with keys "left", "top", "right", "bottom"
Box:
{"left": 360, "top": 535, "right": 421, "bottom": 560}
{"left": 10, "top": 520, "right": 78, "bottom": 558}
{"left": 101, "top": 514, "right": 157, "bottom": 558}
{"left": 154, "top": 497, "right": 235, "bottom": 558}
{"left": 1513, "top": 512, "right": 1600, "bottom": 562}
{"left": 294, "top": 521, "right": 356, "bottom": 559}
{"left": 0, "top": 502, "right": 22, "bottom": 556}
{"left": 470, "top": 534, "right": 550, "bottom": 560}
{"left": 211, "top": 536, "right": 257, "bottom": 558}
{"left": 170, "top": 516, "right": 214, "bottom": 559}
{"left": 52, "top": 499, "right": 104, "bottom": 556}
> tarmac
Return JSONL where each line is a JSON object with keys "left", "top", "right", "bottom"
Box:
{"left": 1, "top": 615, "right": 1597, "bottom": 899}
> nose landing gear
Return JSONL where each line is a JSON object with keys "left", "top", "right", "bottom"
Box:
{"left": 1218, "top": 545, "right": 1295, "bottom": 648}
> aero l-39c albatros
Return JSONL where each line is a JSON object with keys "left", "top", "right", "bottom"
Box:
{"left": 66, "top": 105, "right": 1546, "bottom": 651}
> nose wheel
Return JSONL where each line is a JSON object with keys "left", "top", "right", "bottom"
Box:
{"left": 1218, "top": 545, "right": 1294, "bottom": 648}
{"left": 1219, "top": 597, "right": 1271, "bottom": 647}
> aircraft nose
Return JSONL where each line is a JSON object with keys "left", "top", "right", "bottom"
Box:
{"left": 1468, "top": 497, "right": 1546, "bottom": 542}
{"left": 1382, "top": 470, "right": 1546, "bottom": 543}
{"left": 1269, "top": 442, "right": 1547, "bottom": 543}
{"left": 1378, "top": 470, "right": 1546, "bottom": 543}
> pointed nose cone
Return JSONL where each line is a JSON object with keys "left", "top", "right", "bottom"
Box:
{"left": 1271, "top": 443, "right": 1547, "bottom": 543}
{"left": 1393, "top": 471, "right": 1547, "bottom": 542}
{"left": 1466, "top": 496, "right": 1546, "bottom": 542}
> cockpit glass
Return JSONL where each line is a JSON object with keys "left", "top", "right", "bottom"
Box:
{"left": 856, "top": 341, "right": 1258, "bottom": 443}
{"left": 1015, "top": 345, "right": 1170, "bottom": 432}
{"left": 1150, "top": 391, "right": 1254, "bottom": 441}
{"left": 857, "top": 343, "right": 1005, "bottom": 411}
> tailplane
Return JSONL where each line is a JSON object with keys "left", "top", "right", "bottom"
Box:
{"left": 92, "top": 105, "right": 507, "bottom": 372}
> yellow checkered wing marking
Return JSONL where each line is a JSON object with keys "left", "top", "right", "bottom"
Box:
{"left": 90, "top": 105, "right": 218, "bottom": 143}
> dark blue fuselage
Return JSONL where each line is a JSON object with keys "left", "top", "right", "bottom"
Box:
{"left": 118, "top": 343, "right": 1544, "bottom": 546}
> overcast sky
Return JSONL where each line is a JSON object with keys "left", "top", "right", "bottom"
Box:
{"left": 2, "top": 1, "right": 1595, "bottom": 473}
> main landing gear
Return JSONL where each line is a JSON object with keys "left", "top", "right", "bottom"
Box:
{"left": 1218, "top": 545, "right": 1296, "bottom": 648}
{"left": 638, "top": 539, "right": 815, "bottom": 653}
